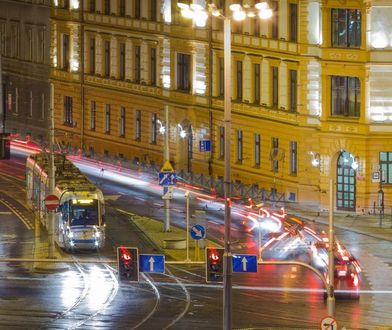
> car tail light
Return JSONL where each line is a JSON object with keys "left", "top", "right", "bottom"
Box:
{"left": 352, "top": 273, "right": 359, "bottom": 287}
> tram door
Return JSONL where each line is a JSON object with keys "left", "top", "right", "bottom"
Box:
{"left": 336, "top": 151, "right": 356, "bottom": 211}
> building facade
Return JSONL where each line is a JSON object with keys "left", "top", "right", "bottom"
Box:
{"left": 50, "top": 0, "right": 392, "bottom": 212}
{"left": 0, "top": 0, "right": 51, "bottom": 142}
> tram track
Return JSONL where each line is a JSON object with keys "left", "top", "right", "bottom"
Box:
{"left": 40, "top": 256, "right": 119, "bottom": 330}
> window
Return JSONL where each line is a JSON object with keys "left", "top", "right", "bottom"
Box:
{"left": 41, "top": 93, "right": 45, "bottom": 120}
{"left": 1, "top": 23, "right": 6, "bottom": 56}
{"left": 151, "top": 113, "right": 157, "bottom": 144}
{"left": 89, "top": 38, "right": 95, "bottom": 74}
{"left": 331, "top": 76, "right": 360, "bottom": 117}
{"left": 104, "top": 40, "right": 110, "bottom": 77}
{"left": 237, "top": 130, "right": 243, "bottom": 163}
{"left": 289, "top": 3, "right": 298, "bottom": 43}
{"left": 90, "top": 101, "right": 96, "bottom": 130}
{"left": 29, "top": 91, "right": 33, "bottom": 117}
{"left": 11, "top": 23, "right": 19, "bottom": 58}
{"left": 219, "top": 126, "right": 224, "bottom": 159}
{"left": 89, "top": 0, "right": 95, "bottom": 12}
{"left": 64, "top": 96, "right": 73, "bottom": 125}
{"left": 104, "top": 0, "right": 110, "bottom": 15}
{"left": 135, "top": 0, "right": 141, "bottom": 19}
{"left": 271, "top": 137, "right": 279, "bottom": 172}
{"left": 14, "top": 88, "right": 18, "bottom": 113}
{"left": 26, "top": 28, "right": 33, "bottom": 61}
{"left": 236, "top": 61, "right": 243, "bottom": 100}
{"left": 254, "top": 63, "right": 260, "bottom": 104}
{"left": 219, "top": 57, "right": 224, "bottom": 97}
{"left": 62, "top": 33, "right": 70, "bottom": 70}
{"left": 234, "top": 21, "right": 242, "bottom": 34}
{"left": 290, "top": 141, "right": 297, "bottom": 175}
{"left": 119, "top": 43, "right": 125, "bottom": 80}
{"left": 272, "top": 66, "right": 278, "bottom": 107}
{"left": 255, "top": 133, "right": 261, "bottom": 167}
{"left": 177, "top": 53, "right": 191, "bottom": 91}
{"left": 119, "top": 0, "right": 125, "bottom": 16}
{"left": 135, "top": 110, "right": 141, "bottom": 141}
{"left": 38, "top": 29, "right": 45, "bottom": 63}
{"left": 289, "top": 69, "right": 297, "bottom": 112}
{"left": 120, "top": 106, "right": 126, "bottom": 137}
{"left": 254, "top": 18, "right": 260, "bottom": 37}
{"left": 271, "top": 1, "right": 279, "bottom": 39}
{"left": 105, "top": 104, "right": 111, "bottom": 133}
{"left": 150, "top": 47, "right": 156, "bottom": 85}
{"left": 150, "top": 0, "right": 157, "bottom": 21}
{"left": 135, "top": 45, "right": 141, "bottom": 83}
{"left": 380, "top": 152, "right": 392, "bottom": 184}
{"left": 332, "top": 9, "right": 361, "bottom": 48}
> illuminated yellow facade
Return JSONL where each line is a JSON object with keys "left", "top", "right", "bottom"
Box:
{"left": 51, "top": 0, "right": 392, "bottom": 212}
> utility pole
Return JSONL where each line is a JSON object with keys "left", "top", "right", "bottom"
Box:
{"left": 163, "top": 104, "right": 170, "bottom": 232}
{"left": 48, "top": 83, "right": 56, "bottom": 258}
{"left": 0, "top": 48, "right": 3, "bottom": 133}
{"left": 327, "top": 178, "right": 335, "bottom": 316}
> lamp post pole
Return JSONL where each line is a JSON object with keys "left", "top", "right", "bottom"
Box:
{"left": 223, "top": 17, "right": 232, "bottom": 330}
{"left": 327, "top": 178, "right": 335, "bottom": 316}
{"left": 163, "top": 104, "right": 170, "bottom": 232}
{"left": 185, "top": 190, "right": 190, "bottom": 262}
{"left": 48, "top": 83, "right": 56, "bottom": 258}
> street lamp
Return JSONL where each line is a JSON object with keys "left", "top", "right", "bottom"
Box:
{"left": 178, "top": 2, "right": 272, "bottom": 329}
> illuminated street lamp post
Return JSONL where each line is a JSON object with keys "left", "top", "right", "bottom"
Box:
{"left": 178, "top": 2, "right": 272, "bottom": 329}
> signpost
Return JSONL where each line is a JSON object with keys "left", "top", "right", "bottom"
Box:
{"left": 139, "top": 254, "right": 165, "bottom": 273}
{"left": 232, "top": 254, "right": 258, "bottom": 273}
{"left": 320, "top": 316, "right": 338, "bottom": 330}
{"left": 190, "top": 224, "right": 206, "bottom": 240}
{"left": 199, "top": 140, "right": 211, "bottom": 152}
{"left": 159, "top": 159, "right": 175, "bottom": 231}
{"left": 44, "top": 194, "right": 59, "bottom": 212}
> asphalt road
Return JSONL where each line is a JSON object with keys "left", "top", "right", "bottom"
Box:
{"left": 0, "top": 151, "right": 391, "bottom": 329}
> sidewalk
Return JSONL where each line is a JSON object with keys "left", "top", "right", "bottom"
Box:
{"left": 117, "top": 208, "right": 221, "bottom": 262}
{"left": 283, "top": 203, "right": 392, "bottom": 242}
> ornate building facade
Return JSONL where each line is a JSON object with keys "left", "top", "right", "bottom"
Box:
{"left": 0, "top": 0, "right": 51, "bottom": 141}
{"left": 50, "top": 0, "right": 392, "bottom": 212}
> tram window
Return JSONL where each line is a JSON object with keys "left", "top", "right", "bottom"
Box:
{"left": 70, "top": 199, "right": 98, "bottom": 226}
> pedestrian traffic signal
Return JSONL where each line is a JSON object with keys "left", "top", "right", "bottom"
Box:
{"left": 117, "top": 246, "right": 139, "bottom": 282}
{"left": 206, "top": 247, "right": 224, "bottom": 283}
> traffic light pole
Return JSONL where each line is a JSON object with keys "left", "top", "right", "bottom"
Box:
{"left": 185, "top": 190, "right": 190, "bottom": 262}
{"left": 223, "top": 18, "right": 232, "bottom": 330}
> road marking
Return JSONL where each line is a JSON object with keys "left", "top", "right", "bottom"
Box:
{"left": 0, "top": 211, "right": 12, "bottom": 215}
{"left": 0, "top": 200, "right": 33, "bottom": 230}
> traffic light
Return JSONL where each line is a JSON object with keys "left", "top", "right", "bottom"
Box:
{"left": 206, "top": 247, "right": 224, "bottom": 283}
{"left": 117, "top": 246, "right": 139, "bottom": 282}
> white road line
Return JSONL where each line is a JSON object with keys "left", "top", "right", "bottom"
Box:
{"left": 0, "top": 211, "right": 12, "bottom": 215}
{"left": 0, "top": 200, "right": 33, "bottom": 230}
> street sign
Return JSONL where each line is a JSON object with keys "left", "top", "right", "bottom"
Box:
{"left": 159, "top": 172, "right": 176, "bottom": 186}
{"left": 162, "top": 186, "right": 173, "bottom": 200}
{"left": 160, "top": 160, "right": 174, "bottom": 172}
{"left": 199, "top": 140, "right": 211, "bottom": 152}
{"left": 320, "top": 316, "right": 338, "bottom": 330}
{"left": 44, "top": 194, "right": 60, "bottom": 211}
{"left": 232, "top": 254, "right": 258, "bottom": 273}
{"left": 190, "top": 224, "right": 206, "bottom": 240}
{"left": 139, "top": 254, "right": 165, "bottom": 273}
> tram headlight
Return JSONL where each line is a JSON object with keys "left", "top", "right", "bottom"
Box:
{"left": 68, "top": 231, "right": 74, "bottom": 238}
{"left": 95, "top": 231, "right": 101, "bottom": 238}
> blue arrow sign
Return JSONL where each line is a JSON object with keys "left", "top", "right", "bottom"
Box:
{"left": 232, "top": 254, "right": 257, "bottom": 273}
{"left": 190, "top": 224, "right": 206, "bottom": 240}
{"left": 139, "top": 254, "right": 165, "bottom": 273}
{"left": 199, "top": 140, "right": 211, "bottom": 152}
{"left": 158, "top": 172, "right": 177, "bottom": 186}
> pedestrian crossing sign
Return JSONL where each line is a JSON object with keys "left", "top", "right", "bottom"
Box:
{"left": 160, "top": 160, "right": 174, "bottom": 172}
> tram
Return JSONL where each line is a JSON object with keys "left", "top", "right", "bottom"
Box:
{"left": 26, "top": 152, "right": 105, "bottom": 251}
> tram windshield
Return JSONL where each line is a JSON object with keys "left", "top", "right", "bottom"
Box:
{"left": 69, "top": 199, "right": 99, "bottom": 226}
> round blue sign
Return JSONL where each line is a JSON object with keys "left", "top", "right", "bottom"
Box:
{"left": 190, "top": 224, "right": 206, "bottom": 240}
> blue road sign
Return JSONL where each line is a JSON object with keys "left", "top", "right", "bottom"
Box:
{"left": 158, "top": 172, "right": 177, "bottom": 186}
{"left": 190, "top": 224, "right": 206, "bottom": 240}
{"left": 199, "top": 140, "right": 211, "bottom": 152}
{"left": 139, "top": 254, "right": 165, "bottom": 273}
{"left": 232, "top": 254, "right": 257, "bottom": 273}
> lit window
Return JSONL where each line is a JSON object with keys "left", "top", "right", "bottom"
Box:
{"left": 332, "top": 9, "right": 361, "bottom": 48}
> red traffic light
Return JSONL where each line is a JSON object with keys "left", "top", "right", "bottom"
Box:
{"left": 206, "top": 247, "right": 224, "bottom": 283}
{"left": 117, "top": 246, "right": 139, "bottom": 282}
